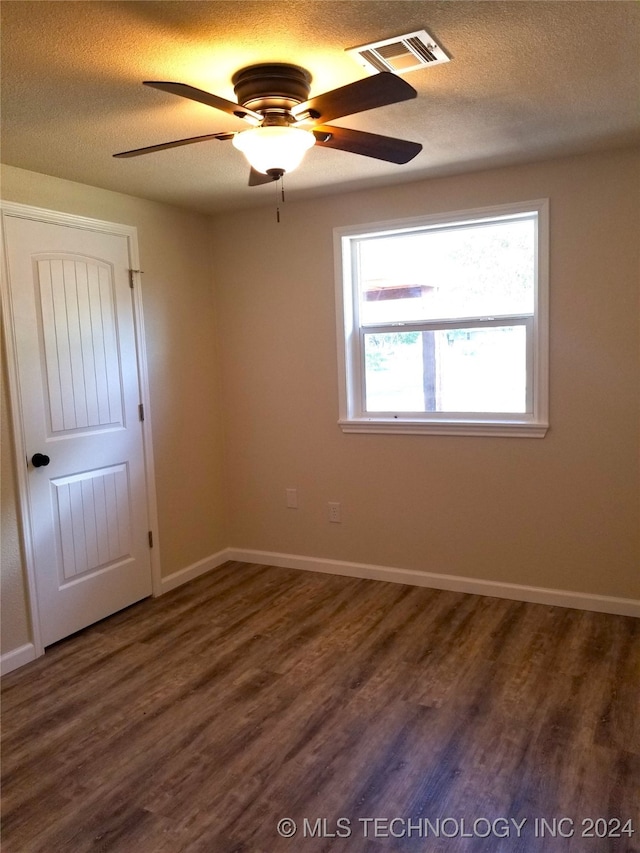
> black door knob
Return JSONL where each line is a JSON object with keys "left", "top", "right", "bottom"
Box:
{"left": 31, "top": 453, "right": 50, "bottom": 468}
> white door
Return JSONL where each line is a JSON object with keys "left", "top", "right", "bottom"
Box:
{"left": 2, "top": 211, "right": 153, "bottom": 646}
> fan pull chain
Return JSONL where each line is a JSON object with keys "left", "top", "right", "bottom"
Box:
{"left": 275, "top": 174, "right": 286, "bottom": 223}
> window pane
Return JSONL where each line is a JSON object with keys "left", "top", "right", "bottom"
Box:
{"left": 364, "top": 326, "right": 528, "bottom": 413}
{"left": 364, "top": 331, "right": 425, "bottom": 412}
{"left": 358, "top": 218, "right": 535, "bottom": 325}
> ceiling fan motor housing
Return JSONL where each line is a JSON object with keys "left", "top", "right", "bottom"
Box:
{"left": 232, "top": 63, "right": 312, "bottom": 115}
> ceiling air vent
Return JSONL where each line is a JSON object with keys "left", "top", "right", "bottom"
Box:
{"left": 347, "top": 30, "right": 449, "bottom": 75}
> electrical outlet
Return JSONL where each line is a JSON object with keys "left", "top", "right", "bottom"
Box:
{"left": 328, "top": 501, "right": 341, "bottom": 523}
{"left": 286, "top": 488, "right": 298, "bottom": 508}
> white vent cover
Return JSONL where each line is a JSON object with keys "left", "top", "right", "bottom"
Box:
{"left": 347, "top": 30, "right": 449, "bottom": 75}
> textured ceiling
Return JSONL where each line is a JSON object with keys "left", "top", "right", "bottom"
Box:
{"left": 1, "top": 1, "right": 639, "bottom": 215}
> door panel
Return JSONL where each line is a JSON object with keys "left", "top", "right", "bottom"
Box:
{"left": 51, "top": 464, "right": 132, "bottom": 580}
{"left": 3, "top": 213, "right": 153, "bottom": 646}
{"left": 38, "top": 256, "right": 123, "bottom": 432}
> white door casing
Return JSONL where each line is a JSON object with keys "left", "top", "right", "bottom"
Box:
{"left": 1, "top": 203, "right": 161, "bottom": 651}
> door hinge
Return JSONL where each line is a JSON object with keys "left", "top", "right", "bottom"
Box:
{"left": 148, "top": 530, "right": 154, "bottom": 548}
{"left": 128, "top": 268, "right": 144, "bottom": 288}
{"left": 138, "top": 403, "right": 145, "bottom": 421}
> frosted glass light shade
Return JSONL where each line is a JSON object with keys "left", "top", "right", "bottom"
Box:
{"left": 233, "top": 126, "right": 315, "bottom": 175}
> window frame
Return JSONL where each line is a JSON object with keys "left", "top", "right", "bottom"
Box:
{"left": 334, "top": 200, "right": 549, "bottom": 437}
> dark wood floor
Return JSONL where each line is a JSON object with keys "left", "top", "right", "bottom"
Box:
{"left": 2, "top": 561, "right": 639, "bottom": 853}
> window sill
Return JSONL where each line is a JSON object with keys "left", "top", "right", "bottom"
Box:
{"left": 338, "top": 418, "right": 549, "bottom": 438}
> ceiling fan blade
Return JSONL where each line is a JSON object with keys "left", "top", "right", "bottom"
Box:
{"left": 113, "top": 132, "right": 234, "bottom": 158}
{"left": 313, "top": 125, "right": 422, "bottom": 164}
{"left": 292, "top": 72, "right": 417, "bottom": 125}
{"left": 144, "top": 81, "right": 262, "bottom": 124}
{"left": 248, "top": 168, "right": 276, "bottom": 187}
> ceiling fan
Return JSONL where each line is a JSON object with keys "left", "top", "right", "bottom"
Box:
{"left": 114, "top": 63, "right": 422, "bottom": 185}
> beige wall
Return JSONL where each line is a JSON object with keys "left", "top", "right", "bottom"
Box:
{"left": 2, "top": 146, "right": 638, "bottom": 661}
{"left": 213, "top": 147, "right": 639, "bottom": 600}
{"left": 1, "top": 326, "right": 31, "bottom": 650}
{"left": 1, "top": 165, "right": 228, "bottom": 654}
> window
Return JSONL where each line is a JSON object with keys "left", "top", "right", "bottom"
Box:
{"left": 334, "top": 200, "right": 549, "bottom": 437}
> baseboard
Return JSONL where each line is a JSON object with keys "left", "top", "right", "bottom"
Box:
{"left": 155, "top": 544, "right": 639, "bottom": 617}
{"left": 227, "top": 548, "right": 640, "bottom": 618}
{"left": 159, "top": 548, "right": 232, "bottom": 594}
{"left": 1, "top": 642, "right": 37, "bottom": 676}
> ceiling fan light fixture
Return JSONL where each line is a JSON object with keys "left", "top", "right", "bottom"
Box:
{"left": 232, "top": 125, "right": 315, "bottom": 176}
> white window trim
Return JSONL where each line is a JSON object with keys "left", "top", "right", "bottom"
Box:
{"left": 334, "top": 200, "right": 549, "bottom": 438}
